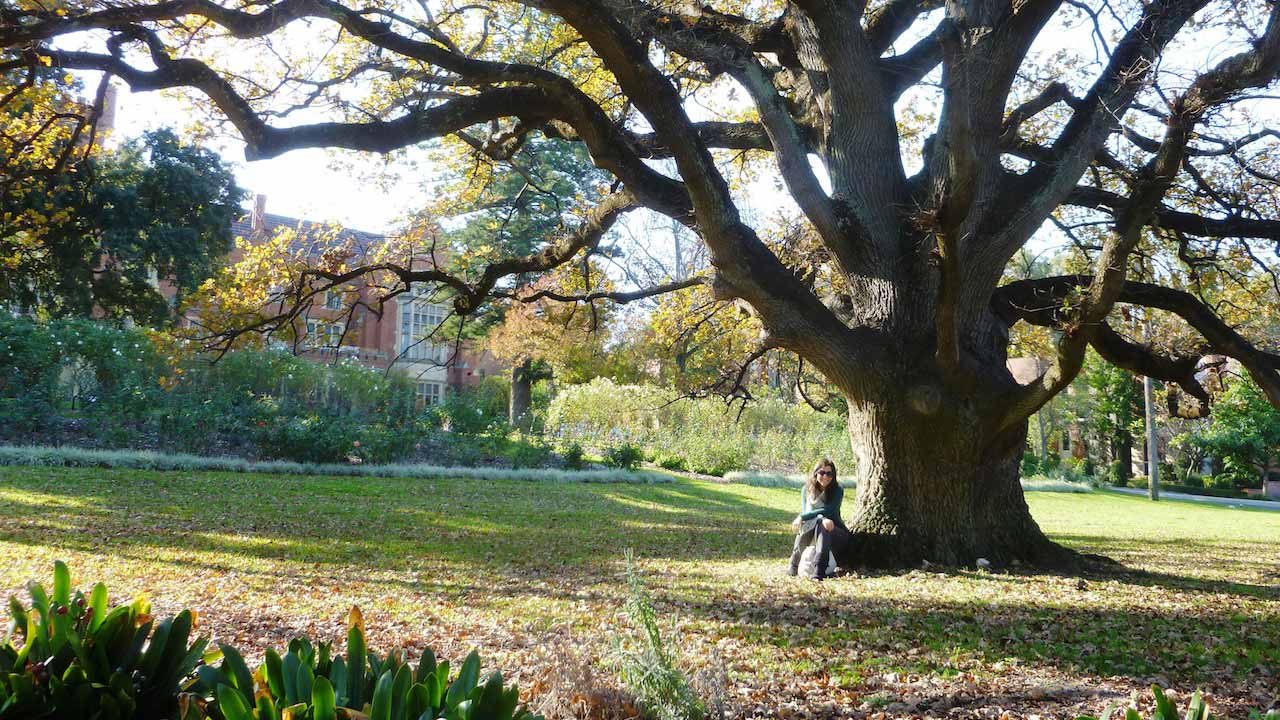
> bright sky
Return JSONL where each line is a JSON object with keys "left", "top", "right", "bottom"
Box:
{"left": 109, "top": 86, "right": 426, "bottom": 234}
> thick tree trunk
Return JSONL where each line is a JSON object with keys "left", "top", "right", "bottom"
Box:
{"left": 828, "top": 309, "right": 1083, "bottom": 571}
{"left": 509, "top": 358, "right": 533, "bottom": 430}
{"left": 838, "top": 401, "right": 1076, "bottom": 570}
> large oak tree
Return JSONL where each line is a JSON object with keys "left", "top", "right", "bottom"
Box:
{"left": 6, "top": 0, "right": 1280, "bottom": 568}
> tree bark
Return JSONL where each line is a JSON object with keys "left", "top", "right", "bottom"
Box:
{"left": 509, "top": 358, "right": 533, "bottom": 430}
{"left": 830, "top": 315, "right": 1082, "bottom": 571}
{"left": 837, "top": 401, "right": 1076, "bottom": 569}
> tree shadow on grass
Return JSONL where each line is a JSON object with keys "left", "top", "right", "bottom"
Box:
{"left": 660, "top": 581, "right": 1279, "bottom": 697}
{"left": 1045, "top": 532, "right": 1280, "bottom": 600}
{"left": 0, "top": 469, "right": 797, "bottom": 572}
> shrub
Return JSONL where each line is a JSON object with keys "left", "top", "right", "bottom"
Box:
{"left": 0, "top": 561, "right": 209, "bottom": 719}
{"left": 612, "top": 552, "right": 705, "bottom": 720}
{"left": 1181, "top": 473, "right": 1205, "bottom": 489}
{"left": 654, "top": 452, "right": 687, "bottom": 472}
{"left": 0, "top": 316, "right": 167, "bottom": 437}
{"left": 546, "top": 379, "right": 853, "bottom": 474}
{"left": 1041, "top": 452, "right": 1062, "bottom": 470}
{"left": 606, "top": 443, "right": 645, "bottom": 471}
{"left": 1107, "top": 460, "right": 1128, "bottom": 486}
{"left": 560, "top": 441, "right": 586, "bottom": 470}
{"left": 429, "top": 379, "right": 509, "bottom": 435}
{"left": 200, "top": 607, "right": 540, "bottom": 720}
{"left": 2, "top": 563, "right": 543, "bottom": 720}
{"left": 1021, "top": 452, "right": 1041, "bottom": 476}
{"left": 1131, "top": 475, "right": 1150, "bottom": 489}
{"left": 506, "top": 432, "right": 554, "bottom": 469}
{"left": 1206, "top": 473, "right": 1236, "bottom": 491}
{"left": 1160, "top": 484, "right": 1253, "bottom": 500}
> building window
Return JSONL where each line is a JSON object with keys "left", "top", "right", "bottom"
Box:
{"left": 306, "top": 319, "right": 343, "bottom": 348}
{"left": 416, "top": 381, "right": 442, "bottom": 407}
{"left": 400, "top": 299, "right": 448, "bottom": 361}
{"left": 324, "top": 291, "right": 344, "bottom": 310}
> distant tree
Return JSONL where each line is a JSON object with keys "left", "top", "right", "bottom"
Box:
{"left": 1082, "top": 350, "right": 1142, "bottom": 482}
{"left": 1179, "top": 377, "right": 1280, "bottom": 488}
{"left": 2, "top": 127, "right": 243, "bottom": 324}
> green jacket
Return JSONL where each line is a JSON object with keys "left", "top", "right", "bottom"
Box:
{"left": 800, "top": 484, "right": 845, "bottom": 529}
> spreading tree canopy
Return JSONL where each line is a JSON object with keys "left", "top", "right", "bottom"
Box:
{"left": 5, "top": 0, "right": 1280, "bottom": 568}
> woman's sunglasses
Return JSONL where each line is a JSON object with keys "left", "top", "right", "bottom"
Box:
{"left": 815, "top": 470, "right": 834, "bottom": 477}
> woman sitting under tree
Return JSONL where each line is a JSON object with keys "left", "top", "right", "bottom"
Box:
{"left": 788, "top": 458, "right": 849, "bottom": 580}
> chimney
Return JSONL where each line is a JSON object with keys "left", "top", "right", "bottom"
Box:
{"left": 251, "top": 193, "right": 267, "bottom": 232}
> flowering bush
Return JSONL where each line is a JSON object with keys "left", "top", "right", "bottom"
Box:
{"left": 0, "top": 318, "right": 420, "bottom": 463}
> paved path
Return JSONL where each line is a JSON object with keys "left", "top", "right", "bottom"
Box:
{"left": 1106, "top": 486, "right": 1280, "bottom": 511}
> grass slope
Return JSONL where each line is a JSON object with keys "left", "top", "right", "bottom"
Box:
{"left": 0, "top": 467, "right": 1276, "bottom": 719}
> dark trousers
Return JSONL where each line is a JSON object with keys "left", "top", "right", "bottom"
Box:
{"left": 790, "top": 519, "right": 849, "bottom": 578}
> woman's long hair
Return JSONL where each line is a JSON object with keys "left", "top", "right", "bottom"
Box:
{"left": 805, "top": 458, "right": 839, "bottom": 505}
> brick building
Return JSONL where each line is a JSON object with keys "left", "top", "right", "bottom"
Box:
{"left": 171, "top": 195, "right": 505, "bottom": 406}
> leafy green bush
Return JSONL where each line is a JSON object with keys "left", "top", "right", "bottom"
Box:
{"left": 653, "top": 451, "right": 687, "bottom": 471}
{"left": 546, "top": 379, "right": 853, "bottom": 475}
{"left": 1021, "top": 452, "right": 1042, "bottom": 476}
{"left": 0, "top": 316, "right": 167, "bottom": 436}
{"left": 606, "top": 443, "right": 645, "bottom": 471}
{"left": 1180, "top": 473, "right": 1205, "bottom": 489}
{"left": 1131, "top": 475, "right": 1150, "bottom": 490}
{"left": 2, "top": 563, "right": 542, "bottom": 720}
{"left": 200, "top": 607, "right": 540, "bottom": 720}
{"left": 428, "top": 379, "right": 508, "bottom": 435}
{"left": 559, "top": 441, "right": 586, "bottom": 470}
{"left": 1159, "top": 484, "right": 1257, "bottom": 500}
{"left": 1107, "top": 459, "right": 1128, "bottom": 486}
{"left": 0, "top": 318, "right": 437, "bottom": 464}
{"left": 505, "top": 432, "right": 554, "bottom": 469}
{"left": 0, "top": 561, "right": 208, "bottom": 719}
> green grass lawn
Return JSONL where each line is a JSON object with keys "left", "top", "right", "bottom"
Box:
{"left": 0, "top": 467, "right": 1276, "bottom": 719}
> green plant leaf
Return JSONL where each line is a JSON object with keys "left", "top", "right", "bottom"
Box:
{"left": 88, "top": 583, "right": 108, "bottom": 632}
{"left": 139, "top": 616, "right": 175, "bottom": 680}
{"left": 312, "top": 676, "right": 337, "bottom": 720}
{"left": 471, "top": 672, "right": 503, "bottom": 719}
{"left": 219, "top": 644, "right": 254, "bottom": 697}
{"left": 370, "top": 670, "right": 393, "bottom": 720}
{"left": 389, "top": 663, "right": 411, "bottom": 720}
{"left": 415, "top": 649, "right": 436, "bottom": 685}
{"left": 296, "top": 657, "right": 314, "bottom": 709}
{"left": 1153, "top": 685, "right": 1178, "bottom": 720}
{"left": 256, "top": 693, "right": 279, "bottom": 720}
{"left": 346, "top": 624, "right": 366, "bottom": 710}
{"left": 283, "top": 650, "right": 300, "bottom": 705}
{"left": 330, "top": 656, "right": 348, "bottom": 708}
{"left": 52, "top": 562, "right": 70, "bottom": 607}
{"left": 445, "top": 652, "right": 480, "bottom": 709}
{"left": 265, "top": 649, "right": 286, "bottom": 700}
{"left": 216, "top": 683, "right": 254, "bottom": 720}
{"left": 406, "top": 683, "right": 431, "bottom": 719}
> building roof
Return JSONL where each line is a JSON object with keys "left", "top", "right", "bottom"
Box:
{"left": 230, "top": 211, "right": 388, "bottom": 259}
